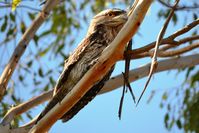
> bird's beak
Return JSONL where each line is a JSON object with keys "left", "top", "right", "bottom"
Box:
{"left": 107, "top": 13, "right": 128, "bottom": 26}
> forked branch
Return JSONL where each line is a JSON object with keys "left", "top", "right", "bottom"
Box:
{"left": 136, "top": 0, "right": 180, "bottom": 105}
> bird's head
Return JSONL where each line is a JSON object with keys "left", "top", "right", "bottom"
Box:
{"left": 87, "top": 8, "right": 128, "bottom": 36}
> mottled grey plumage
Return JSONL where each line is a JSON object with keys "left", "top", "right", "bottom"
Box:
{"left": 37, "top": 8, "right": 127, "bottom": 123}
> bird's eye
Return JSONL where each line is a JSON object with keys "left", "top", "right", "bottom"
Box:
{"left": 107, "top": 12, "right": 115, "bottom": 17}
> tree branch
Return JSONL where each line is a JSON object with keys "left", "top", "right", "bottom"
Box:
{"left": 156, "top": 42, "right": 199, "bottom": 57}
{"left": 0, "top": 0, "right": 61, "bottom": 100}
{"left": 130, "top": 18, "right": 199, "bottom": 55}
{"left": 130, "top": 42, "right": 199, "bottom": 59}
{"left": 1, "top": 15, "right": 198, "bottom": 132}
{"left": 157, "top": 0, "right": 199, "bottom": 11}
{"left": 30, "top": 1, "right": 153, "bottom": 132}
{"left": 158, "top": 35, "right": 199, "bottom": 51}
{"left": 136, "top": 0, "right": 180, "bottom": 105}
{"left": 127, "top": 19, "right": 199, "bottom": 59}
{"left": 1, "top": 90, "right": 53, "bottom": 126}
{"left": 1, "top": 19, "right": 198, "bottom": 130}
{"left": 100, "top": 53, "right": 199, "bottom": 94}
{"left": 1, "top": 53, "right": 199, "bottom": 133}
{"left": 0, "top": 0, "right": 198, "bottom": 132}
{"left": 171, "top": 19, "right": 199, "bottom": 39}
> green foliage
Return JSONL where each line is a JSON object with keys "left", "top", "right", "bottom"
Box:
{"left": 160, "top": 67, "right": 199, "bottom": 133}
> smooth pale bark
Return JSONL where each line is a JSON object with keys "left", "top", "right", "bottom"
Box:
{"left": 101, "top": 54, "right": 199, "bottom": 94}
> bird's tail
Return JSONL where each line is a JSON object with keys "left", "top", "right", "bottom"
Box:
{"left": 61, "top": 67, "right": 114, "bottom": 122}
{"left": 36, "top": 67, "right": 114, "bottom": 123}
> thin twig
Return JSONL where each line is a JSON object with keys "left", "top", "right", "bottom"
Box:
{"left": 0, "top": 0, "right": 61, "bottom": 100}
{"left": 1, "top": 90, "right": 53, "bottom": 125}
{"left": 129, "top": 19, "right": 199, "bottom": 55}
{"left": 157, "top": 42, "right": 199, "bottom": 57}
{"left": 118, "top": 72, "right": 126, "bottom": 120}
{"left": 123, "top": 40, "right": 136, "bottom": 103}
{"left": 100, "top": 53, "right": 199, "bottom": 94}
{"left": 178, "top": 35, "right": 199, "bottom": 44}
{"left": 159, "top": 35, "right": 199, "bottom": 51}
{"left": 157, "top": 0, "right": 199, "bottom": 11}
{"left": 130, "top": 42, "right": 199, "bottom": 59}
{"left": 171, "top": 18, "right": 199, "bottom": 39}
{"left": 118, "top": 40, "right": 136, "bottom": 120}
{"left": 136, "top": 0, "right": 180, "bottom": 106}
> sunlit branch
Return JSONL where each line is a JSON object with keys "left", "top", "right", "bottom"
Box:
{"left": 131, "top": 42, "right": 199, "bottom": 58}
{"left": 1, "top": 90, "right": 53, "bottom": 126}
{"left": 130, "top": 18, "right": 199, "bottom": 55}
{"left": 29, "top": 1, "right": 153, "bottom": 132}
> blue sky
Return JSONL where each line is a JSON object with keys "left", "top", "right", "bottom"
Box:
{"left": 0, "top": 1, "right": 196, "bottom": 133}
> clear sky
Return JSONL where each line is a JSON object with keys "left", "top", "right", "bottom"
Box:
{"left": 0, "top": 1, "right": 194, "bottom": 133}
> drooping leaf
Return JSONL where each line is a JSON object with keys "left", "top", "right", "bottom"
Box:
{"left": 38, "top": 68, "right": 44, "bottom": 77}
{"left": 1, "top": 16, "right": 8, "bottom": 32}
{"left": 164, "top": 113, "right": 169, "bottom": 129}
{"left": 10, "top": 13, "right": 15, "bottom": 22}
{"left": 176, "top": 119, "right": 182, "bottom": 129}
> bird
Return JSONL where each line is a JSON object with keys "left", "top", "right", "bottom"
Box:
{"left": 36, "top": 8, "right": 128, "bottom": 123}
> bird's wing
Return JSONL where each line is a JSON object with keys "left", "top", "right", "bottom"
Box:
{"left": 36, "top": 30, "right": 110, "bottom": 123}
{"left": 61, "top": 66, "right": 114, "bottom": 122}
{"left": 54, "top": 37, "right": 91, "bottom": 94}
{"left": 36, "top": 37, "right": 92, "bottom": 122}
